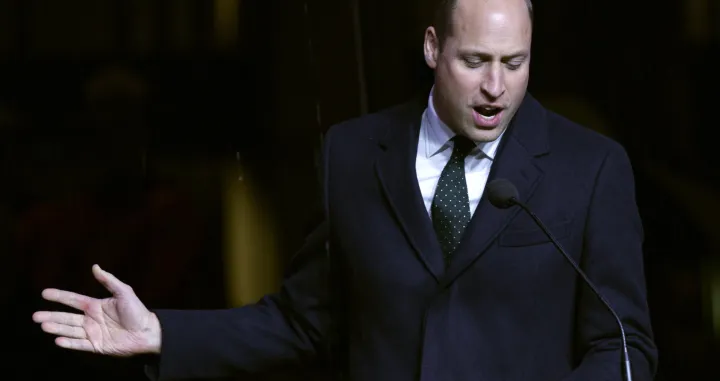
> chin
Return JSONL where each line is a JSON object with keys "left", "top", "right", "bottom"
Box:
{"left": 466, "top": 126, "right": 505, "bottom": 143}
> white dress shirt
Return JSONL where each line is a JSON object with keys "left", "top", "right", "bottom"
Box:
{"left": 415, "top": 89, "right": 504, "bottom": 218}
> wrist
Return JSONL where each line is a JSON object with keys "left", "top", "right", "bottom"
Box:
{"left": 141, "top": 312, "right": 162, "bottom": 354}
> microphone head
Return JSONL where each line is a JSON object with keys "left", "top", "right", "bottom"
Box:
{"left": 487, "top": 179, "right": 519, "bottom": 209}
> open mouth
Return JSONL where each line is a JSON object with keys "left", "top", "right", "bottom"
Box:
{"left": 473, "top": 106, "right": 503, "bottom": 119}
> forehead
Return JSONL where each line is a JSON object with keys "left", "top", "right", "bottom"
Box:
{"left": 448, "top": 0, "right": 532, "bottom": 50}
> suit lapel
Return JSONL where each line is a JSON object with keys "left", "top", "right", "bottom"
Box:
{"left": 442, "top": 95, "right": 550, "bottom": 286}
{"left": 375, "top": 102, "right": 445, "bottom": 282}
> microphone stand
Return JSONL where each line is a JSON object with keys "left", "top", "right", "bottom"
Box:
{"left": 510, "top": 197, "right": 633, "bottom": 381}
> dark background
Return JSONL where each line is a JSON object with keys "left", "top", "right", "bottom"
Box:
{"left": 2, "top": 0, "right": 718, "bottom": 380}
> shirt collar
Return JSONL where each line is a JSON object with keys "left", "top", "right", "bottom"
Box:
{"left": 424, "top": 86, "right": 503, "bottom": 160}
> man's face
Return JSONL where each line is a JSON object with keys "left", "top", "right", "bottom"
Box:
{"left": 424, "top": 0, "right": 532, "bottom": 142}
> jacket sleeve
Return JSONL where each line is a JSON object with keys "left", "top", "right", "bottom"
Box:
{"left": 146, "top": 129, "right": 338, "bottom": 381}
{"left": 562, "top": 144, "right": 658, "bottom": 381}
{"left": 145, "top": 219, "right": 332, "bottom": 380}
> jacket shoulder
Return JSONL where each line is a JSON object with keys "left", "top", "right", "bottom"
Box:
{"left": 324, "top": 101, "right": 422, "bottom": 144}
{"left": 544, "top": 107, "right": 628, "bottom": 159}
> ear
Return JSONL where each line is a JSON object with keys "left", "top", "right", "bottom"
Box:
{"left": 424, "top": 26, "right": 440, "bottom": 69}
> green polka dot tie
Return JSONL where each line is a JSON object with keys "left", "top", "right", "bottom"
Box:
{"left": 431, "top": 135, "right": 475, "bottom": 265}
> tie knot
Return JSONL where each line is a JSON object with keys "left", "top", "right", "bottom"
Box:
{"left": 452, "top": 135, "right": 475, "bottom": 157}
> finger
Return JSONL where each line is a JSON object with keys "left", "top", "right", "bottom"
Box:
{"left": 41, "top": 322, "right": 87, "bottom": 339}
{"left": 56, "top": 337, "right": 95, "bottom": 352}
{"left": 92, "top": 264, "right": 129, "bottom": 296}
{"left": 41, "top": 289, "right": 94, "bottom": 311}
{"left": 33, "top": 311, "right": 84, "bottom": 326}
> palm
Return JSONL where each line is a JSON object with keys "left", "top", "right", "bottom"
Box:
{"left": 79, "top": 296, "right": 148, "bottom": 355}
{"left": 33, "top": 265, "right": 158, "bottom": 356}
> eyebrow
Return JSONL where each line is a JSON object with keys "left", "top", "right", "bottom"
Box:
{"left": 460, "top": 50, "right": 529, "bottom": 60}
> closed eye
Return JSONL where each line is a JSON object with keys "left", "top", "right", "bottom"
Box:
{"left": 464, "top": 59, "right": 483, "bottom": 68}
{"left": 502, "top": 56, "right": 527, "bottom": 71}
{"left": 460, "top": 51, "right": 528, "bottom": 70}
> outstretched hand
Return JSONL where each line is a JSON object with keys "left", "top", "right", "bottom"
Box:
{"left": 32, "top": 265, "right": 161, "bottom": 356}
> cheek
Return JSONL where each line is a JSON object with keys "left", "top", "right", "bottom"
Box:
{"left": 441, "top": 66, "right": 483, "bottom": 95}
{"left": 506, "top": 75, "right": 530, "bottom": 100}
{"left": 508, "top": 70, "right": 530, "bottom": 89}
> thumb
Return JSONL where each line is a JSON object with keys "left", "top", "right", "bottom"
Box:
{"left": 92, "top": 264, "right": 128, "bottom": 296}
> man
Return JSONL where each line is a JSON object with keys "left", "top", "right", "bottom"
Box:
{"left": 32, "top": 0, "right": 658, "bottom": 380}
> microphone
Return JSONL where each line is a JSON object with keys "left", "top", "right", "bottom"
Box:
{"left": 486, "top": 179, "right": 633, "bottom": 381}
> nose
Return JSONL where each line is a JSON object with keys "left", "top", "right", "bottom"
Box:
{"left": 480, "top": 65, "right": 505, "bottom": 100}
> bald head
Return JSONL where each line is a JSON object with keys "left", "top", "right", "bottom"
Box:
{"left": 434, "top": 0, "right": 533, "bottom": 48}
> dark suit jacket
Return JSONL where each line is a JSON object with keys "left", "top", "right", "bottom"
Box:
{"left": 150, "top": 94, "right": 658, "bottom": 381}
